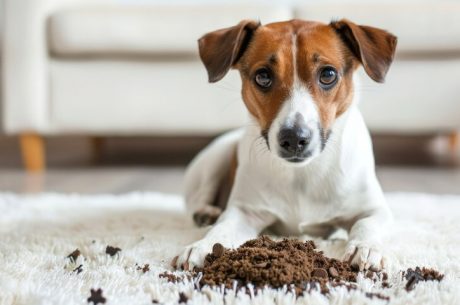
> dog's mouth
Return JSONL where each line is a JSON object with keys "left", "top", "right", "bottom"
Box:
{"left": 282, "top": 151, "right": 313, "bottom": 163}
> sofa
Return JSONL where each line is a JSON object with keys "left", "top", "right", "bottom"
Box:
{"left": 2, "top": 0, "right": 460, "bottom": 171}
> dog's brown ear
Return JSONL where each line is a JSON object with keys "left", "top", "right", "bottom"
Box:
{"left": 331, "top": 19, "right": 397, "bottom": 83}
{"left": 198, "top": 20, "right": 260, "bottom": 83}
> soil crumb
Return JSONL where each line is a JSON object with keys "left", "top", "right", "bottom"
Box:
{"left": 404, "top": 267, "right": 444, "bottom": 291}
{"left": 67, "top": 249, "right": 81, "bottom": 262}
{"left": 197, "top": 236, "right": 357, "bottom": 294}
{"left": 159, "top": 271, "right": 183, "bottom": 283}
{"left": 136, "top": 264, "right": 150, "bottom": 273}
{"left": 87, "top": 288, "right": 106, "bottom": 305}
{"left": 365, "top": 292, "right": 390, "bottom": 301}
{"left": 105, "top": 245, "right": 121, "bottom": 256}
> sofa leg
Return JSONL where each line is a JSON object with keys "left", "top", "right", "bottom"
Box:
{"left": 448, "top": 132, "right": 459, "bottom": 155}
{"left": 20, "top": 133, "right": 46, "bottom": 172}
{"left": 90, "top": 136, "right": 105, "bottom": 163}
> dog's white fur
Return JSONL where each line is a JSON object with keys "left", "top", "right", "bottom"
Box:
{"left": 177, "top": 31, "right": 392, "bottom": 270}
{"left": 178, "top": 81, "right": 391, "bottom": 271}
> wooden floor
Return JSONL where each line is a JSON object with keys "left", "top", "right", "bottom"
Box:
{"left": 0, "top": 134, "right": 459, "bottom": 195}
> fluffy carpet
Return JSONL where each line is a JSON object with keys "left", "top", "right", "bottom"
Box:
{"left": 0, "top": 192, "right": 459, "bottom": 305}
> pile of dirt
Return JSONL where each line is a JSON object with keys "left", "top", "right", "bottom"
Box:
{"left": 171, "top": 236, "right": 444, "bottom": 299}
{"left": 196, "top": 236, "right": 357, "bottom": 294}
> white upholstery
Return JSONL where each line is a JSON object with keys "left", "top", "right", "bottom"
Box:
{"left": 295, "top": 2, "right": 460, "bottom": 53}
{"left": 50, "top": 59, "right": 245, "bottom": 135}
{"left": 358, "top": 60, "right": 460, "bottom": 133}
{"left": 1, "top": 0, "right": 114, "bottom": 133}
{"left": 49, "top": 59, "right": 460, "bottom": 135}
{"left": 49, "top": 5, "right": 291, "bottom": 56}
{"left": 1, "top": 0, "right": 291, "bottom": 134}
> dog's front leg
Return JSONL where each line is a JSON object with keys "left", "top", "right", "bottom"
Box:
{"left": 343, "top": 204, "right": 392, "bottom": 271}
{"left": 175, "top": 206, "right": 275, "bottom": 270}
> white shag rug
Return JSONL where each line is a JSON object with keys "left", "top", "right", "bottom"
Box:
{"left": 0, "top": 192, "right": 459, "bottom": 305}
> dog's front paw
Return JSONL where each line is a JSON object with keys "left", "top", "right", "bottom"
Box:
{"left": 343, "top": 241, "right": 384, "bottom": 271}
{"left": 172, "top": 240, "right": 213, "bottom": 271}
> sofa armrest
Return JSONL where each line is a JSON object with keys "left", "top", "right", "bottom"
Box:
{"left": 2, "top": 0, "right": 53, "bottom": 133}
{"left": 1, "top": 0, "right": 109, "bottom": 134}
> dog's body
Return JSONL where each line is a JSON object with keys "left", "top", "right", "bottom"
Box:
{"left": 175, "top": 19, "right": 397, "bottom": 271}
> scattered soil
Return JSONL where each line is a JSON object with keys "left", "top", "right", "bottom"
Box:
{"left": 196, "top": 236, "right": 357, "bottom": 294}
{"left": 194, "top": 236, "right": 444, "bottom": 298}
{"left": 66, "top": 238, "right": 445, "bottom": 304}
{"left": 404, "top": 267, "right": 444, "bottom": 291}
{"left": 72, "top": 264, "right": 83, "bottom": 274}
{"left": 159, "top": 271, "right": 183, "bottom": 283}
{"left": 105, "top": 245, "right": 121, "bottom": 256}
{"left": 87, "top": 288, "right": 106, "bottom": 305}
{"left": 178, "top": 292, "right": 188, "bottom": 303}
{"left": 365, "top": 292, "right": 390, "bottom": 301}
{"left": 67, "top": 249, "right": 81, "bottom": 262}
{"left": 136, "top": 264, "right": 150, "bottom": 273}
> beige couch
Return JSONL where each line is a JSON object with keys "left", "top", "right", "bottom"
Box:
{"left": 2, "top": 0, "right": 460, "bottom": 171}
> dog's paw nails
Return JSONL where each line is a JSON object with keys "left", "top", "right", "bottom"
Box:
{"left": 171, "top": 255, "right": 179, "bottom": 269}
{"left": 343, "top": 242, "right": 384, "bottom": 271}
{"left": 342, "top": 244, "right": 357, "bottom": 263}
{"left": 175, "top": 243, "right": 210, "bottom": 271}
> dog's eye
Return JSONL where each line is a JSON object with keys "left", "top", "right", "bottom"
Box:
{"left": 319, "top": 67, "right": 338, "bottom": 89}
{"left": 254, "top": 69, "right": 272, "bottom": 89}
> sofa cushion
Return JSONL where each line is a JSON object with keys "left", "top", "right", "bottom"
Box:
{"left": 49, "top": 59, "right": 247, "bottom": 135}
{"left": 295, "top": 2, "right": 460, "bottom": 53}
{"left": 48, "top": 4, "right": 292, "bottom": 56}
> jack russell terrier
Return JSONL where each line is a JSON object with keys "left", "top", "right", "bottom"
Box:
{"left": 174, "top": 18, "right": 397, "bottom": 272}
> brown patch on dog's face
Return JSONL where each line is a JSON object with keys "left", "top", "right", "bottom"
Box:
{"left": 235, "top": 20, "right": 359, "bottom": 133}
{"left": 296, "top": 23, "right": 360, "bottom": 131}
{"left": 235, "top": 23, "right": 294, "bottom": 132}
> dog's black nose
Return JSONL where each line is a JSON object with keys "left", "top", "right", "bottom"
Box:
{"left": 278, "top": 127, "right": 312, "bottom": 155}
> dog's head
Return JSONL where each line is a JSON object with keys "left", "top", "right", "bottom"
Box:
{"left": 198, "top": 19, "right": 397, "bottom": 165}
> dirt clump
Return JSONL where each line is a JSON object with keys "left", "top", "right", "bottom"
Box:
{"left": 105, "top": 245, "right": 121, "bottom": 256}
{"left": 67, "top": 249, "right": 81, "bottom": 262}
{"left": 404, "top": 267, "right": 444, "bottom": 291}
{"left": 159, "top": 271, "right": 182, "bottom": 283}
{"left": 196, "top": 236, "right": 357, "bottom": 294}
{"left": 87, "top": 288, "right": 106, "bottom": 304}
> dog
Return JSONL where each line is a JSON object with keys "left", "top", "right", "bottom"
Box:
{"left": 174, "top": 18, "right": 397, "bottom": 272}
